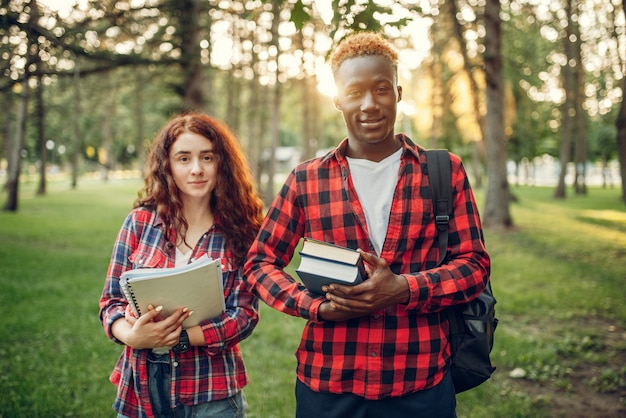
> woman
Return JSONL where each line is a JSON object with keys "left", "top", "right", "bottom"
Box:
{"left": 99, "top": 113, "right": 264, "bottom": 418}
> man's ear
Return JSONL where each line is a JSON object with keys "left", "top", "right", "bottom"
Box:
{"left": 397, "top": 85, "right": 403, "bottom": 102}
{"left": 333, "top": 97, "right": 342, "bottom": 111}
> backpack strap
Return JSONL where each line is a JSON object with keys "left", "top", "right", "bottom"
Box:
{"left": 425, "top": 149, "right": 453, "bottom": 266}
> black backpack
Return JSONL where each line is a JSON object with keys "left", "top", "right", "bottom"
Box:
{"left": 425, "top": 149, "right": 498, "bottom": 394}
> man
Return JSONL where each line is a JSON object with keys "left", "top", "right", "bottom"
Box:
{"left": 244, "top": 31, "right": 490, "bottom": 417}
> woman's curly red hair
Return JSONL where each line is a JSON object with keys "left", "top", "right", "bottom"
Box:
{"left": 135, "top": 112, "right": 264, "bottom": 266}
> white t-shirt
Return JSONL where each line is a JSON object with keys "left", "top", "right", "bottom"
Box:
{"left": 175, "top": 246, "right": 193, "bottom": 267}
{"left": 346, "top": 148, "right": 402, "bottom": 255}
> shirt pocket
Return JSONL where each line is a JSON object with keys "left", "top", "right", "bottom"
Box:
{"left": 128, "top": 246, "right": 167, "bottom": 269}
{"left": 399, "top": 183, "right": 439, "bottom": 270}
{"left": 406, "top": 183, "right": 436, "bottom": 239}
{"left": 218, "top": 258, "right": 238, "bottom": 296}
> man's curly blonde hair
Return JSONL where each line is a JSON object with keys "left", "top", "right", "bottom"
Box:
{"left": 329, "top": 32, "right": 399, "bottom": 76}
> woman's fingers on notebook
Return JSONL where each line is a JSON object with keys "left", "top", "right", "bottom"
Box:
{"left": 140, "top": 304, "right": 164, "bottom": 322}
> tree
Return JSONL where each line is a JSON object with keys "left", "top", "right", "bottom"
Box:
{"left": 616, "top": 0, "right": 626, "bottom": 204}
{"left": 264, "top": 0, "right": 282, "bottom": 204}
{"left": 504, "top": 2, "right": 561, "bottom": 184}
{"left": 482, "top": 0, "right": 513, "bottom": 228}
{"left": 175, "top": 0, "right": 211, "bottom": 112}
{"left": 3, "top": 83, "right": 28, "bottom": 212}
{"left": 69, "top": 56, "right": 82, "bottom": 189}
{"left": 555, "top": 0, "right": 576, "bottom": 199}
{"left": 571, "top": 0, "right": 587, "bottom": 195}
{"left": 3, "top": 0, "right": 42, "bottom": 211}
{"left": 445, "top": 0, "right": 486, "bottom": 187}
{"left": 35, "top": 73, "right": 46, "bottom": 195}
{"left": 2, "top": 0, "right": 623, "bottom": 212}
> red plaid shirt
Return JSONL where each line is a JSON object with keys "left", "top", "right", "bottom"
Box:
{"left": 244, "top": 135, "right": 490, "bottom": 399}
{"left": 100, "top": 208, "right": 258, "bottom": 418}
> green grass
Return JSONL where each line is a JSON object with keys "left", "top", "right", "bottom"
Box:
{"left": 0, "top": 178, "right": 137, "bottom": 418}
{"left": 0, "top": 178, "right": 624, "bottom": 417}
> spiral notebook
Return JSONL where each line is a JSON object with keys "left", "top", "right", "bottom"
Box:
{"left": 120, "top": 254, "right": 225, "bottom": 328}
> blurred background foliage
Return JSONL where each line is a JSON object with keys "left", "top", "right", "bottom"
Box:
{"left": 1, "top": 0, "right": 625, "bottom": 220}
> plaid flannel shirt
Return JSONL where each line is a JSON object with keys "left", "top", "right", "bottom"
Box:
{"left": 100, "top": 207, "right": 258, "bottom": 418}
{"left": 244, "top": 134, "right": 490, "bottom": 399}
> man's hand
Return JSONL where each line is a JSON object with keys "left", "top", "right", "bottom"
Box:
{"left": 318, "top": 250, "right": 409, "bottom": 321}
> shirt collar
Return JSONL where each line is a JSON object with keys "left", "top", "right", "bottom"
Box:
{"left": 326, "top": 133, "right": 421, "bottom": 163}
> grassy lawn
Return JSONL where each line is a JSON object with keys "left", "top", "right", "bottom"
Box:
{"left": 0, "top": 177, "right": 624, "bottom": 417}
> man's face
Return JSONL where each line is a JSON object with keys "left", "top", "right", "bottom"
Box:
{"left": 333, "top": 55, "right": 402, "bottom": 147}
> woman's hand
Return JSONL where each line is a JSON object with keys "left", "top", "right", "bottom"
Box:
{"left": 124, "top": 304, "right": 138, "bottom": 326}
{"left": 113, "top": 305, "right": 192, "bottom": 350}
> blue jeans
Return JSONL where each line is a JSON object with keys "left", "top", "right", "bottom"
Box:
{"left": 295, "top": 371, "right": 457, "bottom": 418}
{"left": 117, "top": 353, "right": 246, "bottom": 418}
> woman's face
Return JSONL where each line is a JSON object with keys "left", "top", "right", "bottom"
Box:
{"left": 169, "top": 131, "right": 218, "bottom": 204}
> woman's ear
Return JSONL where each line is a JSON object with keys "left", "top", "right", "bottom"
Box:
{"left": 397, "top": 85, "right": 403, "bottom": 102}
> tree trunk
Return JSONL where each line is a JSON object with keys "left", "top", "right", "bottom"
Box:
{"left": 554, "top": 0, "right": 575, "bottom": 199}
{"left": 482, "top": 0, "right": 513, "bottom": 229}
{"left": 2, "top": 93, "right": 14, "bottom": 191}
{"left": 225, "top": 63, "right": 238, "bottom": 128}
{"left": 472, "top": 141, "right": 485, "bottom": 189}
{"left": 101, "top": 73, "right": 117, "bottom": 181}
{"left": 36, "top": 74, "right": 47, "bottom": 196}
{"left": 243, "top": 22, "right": 266, "bottom": 192}
{"left": 258, "top": 84, "right": 271, "bottom": 199}
{"left": 572, "top": 0, "right": 587, "bottom": 195}
{"left": 617, "top": 91, "right": 626, "bottom": 204}
{"left": 70, "top": 57, "right": 82, "bottom": 189}
{"left": 5, "top": 0, "right": 39, "bottom": 208}
{"left": 296, "top": 29, "right": 319, "bottom": 162}
{"left": 3, "top": 84, "right": 28, "bottom": 212}
{"left": 447, "top": 0, "right": 486, "bottom": 144}
{"left": 616, "top": 0, "right": 626, "bottom": 204}
{"left": 301, "top": 75, "right": 314, "bottom": 161}
{"left": 445, "top": 0, "right": 486, "bottom": 187}
{"left": 427, "top": 21, "right": 442, "bottom": 150}
{"left": 179, "top": 0, "right": 205, "bottom": 111}
{"left": 246, "top": 38, "right": 261, "bottom": 183}
{"left": 226, "top": 19, "right": 241, "bottom": 131}
{"left": 134, "top": 69, "right": 146, "bottom": 172}
{"left": 264, "top": 0, "right": 282, "bottom": 205}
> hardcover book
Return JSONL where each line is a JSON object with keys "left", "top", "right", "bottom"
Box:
{"left": 295, "top": 238, "right": 367, "bottom": 295}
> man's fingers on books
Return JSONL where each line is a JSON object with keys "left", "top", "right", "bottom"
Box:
{"left": 325, "top": 282, "right": 359, "bottom": 298}
{"left": 357, "top": 249, "right": 374, "bottom": 263}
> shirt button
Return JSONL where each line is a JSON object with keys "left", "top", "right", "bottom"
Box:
{"left": 373, "top": 314, "right": 380, "bottom": 319}
{"left": 370, "top": 352, "right": 377, "bottom": 357}
{"left": 172, "top": 361, "right": 179, "bottom": 367}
